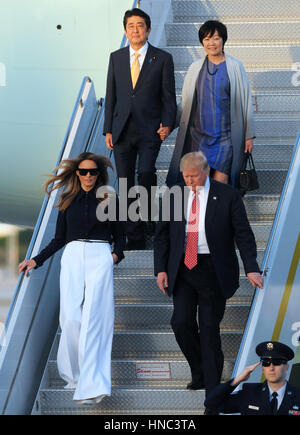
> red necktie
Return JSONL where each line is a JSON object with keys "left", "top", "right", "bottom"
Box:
{"left": 184, "top": 193, "right": 200, "bottom": 270}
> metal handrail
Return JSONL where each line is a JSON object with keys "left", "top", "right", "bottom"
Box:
{"left": 232, "top": 128, "right": 300, "bottom": 376}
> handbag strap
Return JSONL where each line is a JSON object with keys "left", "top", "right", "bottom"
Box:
{"left": 241, "top": 152, "right": 249, "bottom": 171}
{"left": 247, "top": 152, "right": 256, "bottom": 170}
{"left": 242, "top": 152, "right": 256, "bottom": 171}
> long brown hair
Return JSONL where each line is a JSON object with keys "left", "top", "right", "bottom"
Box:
{"left": 44, "top": 152, "right": 113, "bottom": 211}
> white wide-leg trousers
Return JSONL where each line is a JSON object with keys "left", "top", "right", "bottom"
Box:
{"left": 57, "top": 241, "right": 114, "bottom": 402}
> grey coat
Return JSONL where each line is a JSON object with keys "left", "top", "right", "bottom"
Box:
{"left": 167, "top": 53, "right": 255, "bottom": 187}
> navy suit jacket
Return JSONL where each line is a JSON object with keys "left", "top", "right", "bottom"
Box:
{"left": 204, "top": 379, "right": 300, "bottom": 415}
{"left": 103, "top": 43, "right": 177, "bottom": 144}
{"left": 154, "top": 179, "right": 260, "bottom": 299}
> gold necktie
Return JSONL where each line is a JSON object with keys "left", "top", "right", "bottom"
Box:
{"left": 131, "top": 52, "right": 140, "bottom": 88}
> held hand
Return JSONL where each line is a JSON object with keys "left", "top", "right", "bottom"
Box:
{"left": 247, "top": 272, "right": 264, "bottom": 289}
{"left": 105, "top": 133, "right": 114, "bottom": 150}
{"left": 18, "top": 259, "right": 37, "bottom": 276}
{"left": 157, "top": 124, "right": 171, "bottom": 141}
{"left": 156, "top": 272, "right": 168, "bottom": 295}
{"left": 231, "top": 361, "right": 261, "bottom": 387}
{"left": 112, "top": 253, "right": 118, "bottom": 264}
{"left": 244, "top": 138, "right": 253, "bottom": 153}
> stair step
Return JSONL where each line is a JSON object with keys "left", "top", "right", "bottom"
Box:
{"left": 166, "top": 117, "right": 300, "bottom": 139}
{"left": 46, "top": 359, "right": 235, "bottom": 387}
{"left": 50, "top": 330, "right": 242, "bottom": 360}
{"left": 114, "top": 275, "right": 255, "bottom": 303}
{"left": 172, "top": 0, "right": 300, "bottom": 23}
{"left": 163, "top": 45, "right": 300, "bottom": 69}
{"left": 115, "top": 249, "right": 265, "bottom": 274}
{"left": 113, "top": 303, "right": 251, "bottom": 331}
{"left": 157, "top": 143, "right": 294, "bottom": 168}
{"left": 41, "top": 407, "right": 204, "bottom": 415}
{"left": 165, "top": 21, "right": 300, "bottom": 45}
{"left": 36, "top": 386, "right": 206, "bottom": 414}
{"left": 242, "top": 94, "right": 300, "bottom": 114}
{"left": 244, "top": 194, "right": 280, "bottom": 221}
{"left": 175, "top": 70, "right": 300, "bottom": 92}
{"left": 175, "top": 94, "right": 300, "bottom": 114}
{"left": 112, "top": 330, "right": 242, "bottom": 359}
{"left": 156, "top": 168, "right": 287, "bottom": 195}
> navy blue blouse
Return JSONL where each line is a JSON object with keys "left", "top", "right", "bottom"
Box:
{"left": 33, "top": 188, "right": 126, "bottom": 268}
{"left": 191, "top": 58, "right": 232, "bottom": 175}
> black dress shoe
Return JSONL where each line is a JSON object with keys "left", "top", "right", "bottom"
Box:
{"left": 125, "top": 240, "right": 146, "bottom": 251}
{"left": 186, "top": 379, "right": 205, "bottom": 390}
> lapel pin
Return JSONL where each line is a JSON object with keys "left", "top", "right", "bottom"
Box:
{"left": 213, "top": 196, "right": 217, "bottom": 200}
{"left": 248, "top": 405, "right": 259, "bottom": 410}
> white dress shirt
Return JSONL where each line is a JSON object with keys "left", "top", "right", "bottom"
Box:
{"left": 129, "top": 42, "right": 148, "bottom": 70}
{"left": 268, "top": 382, "right": 287, "bottom": 411}
{"left": 185, "top": 177, "right": 210, "bottom": 254}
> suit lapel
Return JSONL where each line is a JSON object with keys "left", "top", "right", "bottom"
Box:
{"left": 205, "top": 179, "right": 219, "bottom": 234}
{"left": 182, "top": 185, "right": 190, "bottom": 226}
{"left": 177, "top": 185, "right": 189, "bottom": 245}
{"left": 122, "top": 46, "right": 133, "bottom": 90}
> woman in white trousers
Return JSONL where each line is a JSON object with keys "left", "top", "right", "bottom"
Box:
{"left": 59, "top": 240, "right": 114, "bottom": 403}
{"left": 19, "top": 152, "right": 126, "bottom": 405}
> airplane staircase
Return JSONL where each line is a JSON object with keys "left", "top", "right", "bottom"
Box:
{"left": 33, "top": 0, "right": 300, "bottom": 415}
{"left": 0, "top": 0, "right": 299, "bottom": 415}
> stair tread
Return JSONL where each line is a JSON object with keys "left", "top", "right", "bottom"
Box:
{"left": 42, "top": 383, "right": 202, "bottom": 391}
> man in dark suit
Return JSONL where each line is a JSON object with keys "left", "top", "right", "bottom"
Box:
{"left": 154, "top": 151, "right": 263, "bottom": 401}
{"left": 204, "top": 341, "right": 300, "bottom": 415}
{"left": 104, "top": 8, "right": 177, "bottom": 249}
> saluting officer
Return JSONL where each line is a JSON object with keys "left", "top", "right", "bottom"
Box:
{"left": 204, "top": 341, "right": 300, "bottom": 415}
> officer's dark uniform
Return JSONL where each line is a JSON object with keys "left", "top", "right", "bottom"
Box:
{"left": 204, "top": 341, "right": 300, "bottom": 415}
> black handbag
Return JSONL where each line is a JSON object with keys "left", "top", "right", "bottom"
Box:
{"left": 239, "top": 152, "right": 259, "bottom": 192}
